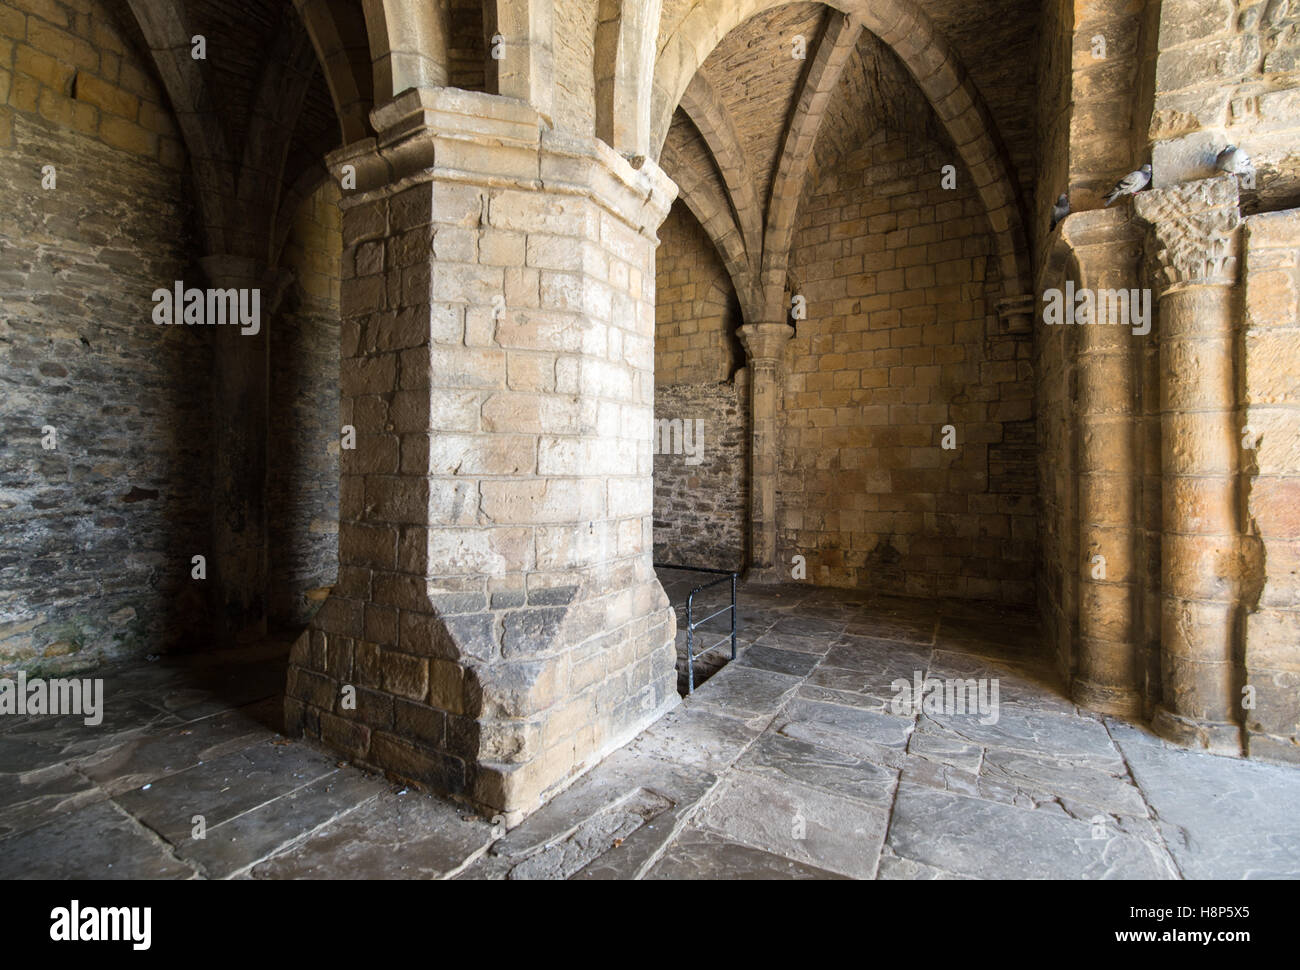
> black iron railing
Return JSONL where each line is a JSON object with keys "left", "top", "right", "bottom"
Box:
{"left": 655, "top": 564, "right": 738, "bottom": 693}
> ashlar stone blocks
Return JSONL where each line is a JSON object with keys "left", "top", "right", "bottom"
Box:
{"left": 284, "top": 87, "right": 680, "bottom": 822}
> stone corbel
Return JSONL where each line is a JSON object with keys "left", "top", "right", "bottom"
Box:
{"left": 994, "top": 294, "right": 1035, "bottom": 334}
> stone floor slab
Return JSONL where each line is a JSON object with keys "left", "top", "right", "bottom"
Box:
{"left": 645, "top": 827, "right": 847, "bottom": 880}
{"left": 74, "top": 707, "right": 278, "bottom": 795}
{"left": 0, "top": 799, "right": 195, "bottom": 879}
{"left": 177, "top": 769, "right": 388, "bottom": 878}
{"left": 887, "top": 783, "right": 1178, "bottom": 879}
{"left": 113, "top": 738, "right": 340, "bottom": 844}
{"left": 736, "top": 732, "right": 898, "bottom": 810}
{"left": 627, "top": 705, "right": 763, "bottom": 774}
{"left": 918, "top": 705, "right": 1126, "bottom": 772}
{"left": 735, "top": 644, "right": 823, "bottom": 678}
{"left": 696, "top": 769, "right": 888, "bottom": 879}
{"left": 1116, "top": 736, "right": 1300, "bottom": 878}
{"left": 687, "top": 664, "right": 802, "bottom": 718}
{"left": 250, "top": 788, "right": 495, "bottom": 879}
{"left": 490, "top": 747, "right": 718, "bottom": 880}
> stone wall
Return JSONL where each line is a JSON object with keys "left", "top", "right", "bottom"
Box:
{"left": 0, "top": 0, "right": 186, "bottom": 168}
{"left": 0, "top": 0, "right": 203, "bottom": 671}
{"left": 651, "top": 199, "right": 747, "bottom": 571}
{"left": 1242, "top": 208, "right": 1300, "bottom": 761}
{"left": 781, "top": 129, "right": 1036, "bottom": 603}
{"left": 652, "top": 378, "right": 748, "bottom": 571}
{"left": 654, "top": 201, "right": 740, "bottom": 385}
{"left": 1150, "top": 0, "right": 1300, "bottom": 212}
{"left": 268, "top": 181, "right": 342, "bottom": 629}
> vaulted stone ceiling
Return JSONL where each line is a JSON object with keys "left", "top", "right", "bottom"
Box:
{"left": 813, "top": 29, "right": 943, "bottom": 176}
{"left": 108, "top": 0, "right": 344, "bottom": 259}
{"left": 656, "top": 0, "right": 1040, "bottom": 320}
{"left": 923, "top": 0, "right": 1039, "bottom": 202}
{"left": 702, "top": 2, "right": 827, "bottom": 216}
{"left": 106, "top": 0, "right": 1036, "bottom": 288}
{"left": 658, "top": 0, "right": 1039, "bottom": 200}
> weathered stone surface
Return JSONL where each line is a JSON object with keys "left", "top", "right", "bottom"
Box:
{"left": 114, "top": 740, "right": 340, "bottom": 844}
{"left": 645, "top": 827, "right": 848, "bottom": 880}
{"left": 652, "top": 380, "right": 748, "bottom": 569}
{"left": 0, "top": 762, "right": 104, "bottom": 839}
{"left": 250, "top": 789, "right": 496, "bottom": 879}
{"left": 1117, "top": 736, "right": 1300, "bottom": 878}
{"left": 905, "top": 731, "right": 984, "bottom": 773}
{"left": 687, "top": 664, "right": 802, "bottom": 718}
{"left": 735, "top": 644, "right": 823, "bottom": 678}
{"left": 627, "top": 704, "right": 762, "bottom": 773}
{"left": 928, "top": 650, "right": 1072, "bottom": 713}
{"left": 696, "top": 770, "right": 889, "bottom": 879}
{"left": 509, "top": 787, "right": 673, "bottom": 880}
{"left": 887, "top": 784, "right": 1178, "bottom": 879}
{"left": 736, "top": 732, "right": 898, "bottom": 810}
{"left": 0, "top": 800, "right": 194, "bottom": 879}
{"left": 775, "top": 697, "right": 915, "bottom": 761}
{"left": 1, "top": 694, "right": 184, "bottom": 758}
{"left": 0, "top": 80, "right": 202, "bottom": 675}
{"left": 876, "top": 852, "right": 975, "bottom": 880}
{"left": 3, "top": 587, "right": 1299, "bottom": 880}
{"left": 489, "top": 747, "right": 717, "bottom": 880}
{"left": 179, "top": 771, "right": 386, "bottom": 879}
{"left": 979, "top": 747, "right": 1149, "bottom": 817}
{"left": 74, "top": 708, "right": 278, "bottom": 795}
{"left": 917, "top": 705, "right": 1127, "bottom": 772}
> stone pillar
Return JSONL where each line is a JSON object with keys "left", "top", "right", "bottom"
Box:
{"left": 1135, "top": 176, "right": 1244, "bottom": 754}
{"left": 284, "top": 87, "right": 679, "bottom": 822}
{"left": 200, "top": 255, "right": 290, "bottom": 646}
{"left": 1066, "top": 213, "right": 1144, "bottom": 718}
{"left": 737, "top": 319, "right": 793, "bottom": 579}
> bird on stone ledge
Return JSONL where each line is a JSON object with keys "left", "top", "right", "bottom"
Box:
{"left": 1216, "top": 145, "right": 1255, "bottom": 181}
{"left": 1051, "top": 193, "right": 1069, "bottom": 230}
{"left": 1103, "top": 164, "right": 1152, "bottom": 206}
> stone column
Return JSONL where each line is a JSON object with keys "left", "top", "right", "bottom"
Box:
{"left": 284, "top": 87, "right": 679, "bottom": 822}
{"left": 1135, "top": 176, "right": 1244, "bottom": 754}
{"left": 200, "top": 254, "right": 291, "bottom": 646}
{"left": 737, "top": 319, "right": 793, "bottom": 579}
{"left": 1067, "top": 213, "right": 1144, "bottom": 718}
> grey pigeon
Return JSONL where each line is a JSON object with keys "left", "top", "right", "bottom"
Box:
{"left": 1051, "top": 193, "right": 1069, "bottom": 230}
{"left": 1103, "top": 164, "right": 1152, "bottom": 206}
{"left": 1216, "top": 144, "right": 1254, "bottom": 179}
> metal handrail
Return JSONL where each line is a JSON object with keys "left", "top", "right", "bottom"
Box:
{"left": 655, "top": 564, "right": 738, "bottom": 693}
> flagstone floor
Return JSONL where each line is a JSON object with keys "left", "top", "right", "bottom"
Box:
{"left": 2, "top": 576, "right": 1298, "bottom": 880}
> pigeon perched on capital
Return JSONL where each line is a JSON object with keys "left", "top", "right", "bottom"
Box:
{"left": 1103, "top": 164, "right": 1152, "bottom": 207}
{"left": 1216, "top": 144, "right": 1254, "bottom": 179}
{"left": 1051, "top": 193, "right": 1069, "bottom": 230}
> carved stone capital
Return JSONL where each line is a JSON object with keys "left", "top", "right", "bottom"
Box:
{"left": 738, "top": 321, "right": 794, "bottom": 367}
{"left": 1133, "top": 175, "right": 1241, "bottom": 293}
